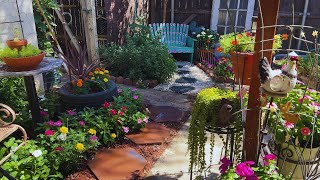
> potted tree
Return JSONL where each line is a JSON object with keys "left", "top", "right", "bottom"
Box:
{"left": 218, "top": 32, "right": 284, "bottom": 85}
{"left": 6, "top": 27, "right": 28, "bottom": 50}
{"left": 58, "top": 44, "right": 118, "bottom": 110}
{"left": 0, "top": 44, "right": 46, "bottom": 71}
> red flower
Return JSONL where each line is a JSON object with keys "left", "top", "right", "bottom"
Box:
{"left": 118, "top": 111, "right": 124, "bottom": 116}
{"left": 246, "top": 32, "right": 251, "bottom": 37}
{"left": 121, "top": 106, "right": 128, "bottom": 111}
{"left": 103, "top": 102, "right": 110, "bottom": 108}
{"left": 216, "top": 47, "right": 223, "bottom": 52}
{"left": 282, "top": 34, "right": 289, "bottom": 40}
{"left": 55, "top": 147, "right": 64, "bottom": 151}
{"left": 301, "top": 127, "right": 311, "bottom": 136}
{"left": 44, "top": 129, "right": 55, "bottom": 136}
{"left": 110, "top": 109, "right": 117, "bottom": 116}
{"left": 232, "top": 40, "right": 238, "bottom": 46}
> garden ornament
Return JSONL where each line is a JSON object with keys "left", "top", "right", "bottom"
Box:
{"left": 218, "top": 98, "right": 234, "bottom": 127}
{"left": 259, "top": 51, "right": 299, "bottom": 97}
{"left": 280, "top": 101, "right": 300, "bottom": 123}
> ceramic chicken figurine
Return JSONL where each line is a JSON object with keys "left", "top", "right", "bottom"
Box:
{"left": 259, "top": 52, "right": 299, "bottom": 97}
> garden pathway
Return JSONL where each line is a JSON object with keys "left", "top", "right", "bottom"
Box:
{"left": 154, "top": 62, "right": 213, "bottom": 95}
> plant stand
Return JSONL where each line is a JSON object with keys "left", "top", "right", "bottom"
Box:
{"left": 197, "top": 49, "right": 215, "bottom": 64}
{"left": 0, "top": 58, "right": 63, "bottom": 136}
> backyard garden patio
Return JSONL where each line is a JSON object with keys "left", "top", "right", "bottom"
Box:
{"left": 1, "top": 0, "right": 320, "bottom": 180}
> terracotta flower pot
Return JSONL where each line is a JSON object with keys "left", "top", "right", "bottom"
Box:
{"left": 2, "top": 52, "right": 46, "bottom": 71}
{"left": 230, "top": 52, "right": 253, "bottom": 85}
{"left": 6, "top": 39, "right": 28, "bottom": 50}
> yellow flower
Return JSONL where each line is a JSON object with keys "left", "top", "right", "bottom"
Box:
{"left": 75, "top": 143, "right": 85, "bottom": 152}
{"left": 59, "top": 126, "right": 68, "bottom": 134}
{"left": 94, "top": 71, "right": 99, "bottom": 74}
{"left": 103, "top": 78, "right": 109, "bottom": 82}
{"left": 88, "top": 128, "right": 96, "bottom": 135}
{"left": 99, "top": 71, "right": 104, "bottom": 75}
{"left": 104, "top": 70, "right": 109, "bottom": 74}
{"left": 301, "top": 31, "right": 306, "bottom": 38}
{"left": 91, "top": 77, "right": 95, "bottom": 80}
{"left": 111, "top": 133, "right": 117, "bottom": 138}
{"left": 312, "top": 30, "right": 318, "bottom": 37}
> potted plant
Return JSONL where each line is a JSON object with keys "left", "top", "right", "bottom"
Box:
{"left": 188, "top": 87, "right": 243, "bottom": 174}
{"left": 6, "top": 27, "right": 28, "bottom": 50}
{"left": 218, "top": 32, "right": 285, "bottom": 85}
{"left": 266, "top": 84, "right": 320, "bottom": 179}
{"left": 196, "top": 29, "right": 219, "bottom": 63}
{"left": 0, "top": 44, "right": 46, "bottom": 71}
{"left": 58, "top": 45, "right": 118, "bottom": 110}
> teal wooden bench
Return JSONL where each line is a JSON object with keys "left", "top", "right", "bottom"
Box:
{"left": 149, "top": 23, "right": 196, "bottom": 63}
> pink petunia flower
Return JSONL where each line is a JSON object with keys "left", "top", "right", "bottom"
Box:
{"left": 301, "top": 127, "right": 311, "bottom": 136}
{"left": 110, "top": 109, "right": 117, "bottom": 116}
{"left": 54, "top": 120, "right": 62, "bottom": 127}
{"left": 137, "top": 118, "right": 143, "bottom": 124}
{"left": 55, "top": 147, "right": 64, "bottom": 151}
{"left": 235, "top": 161, "right": 255, "bottom": 177}
{"left": 123, "top": 126, "right": 129, "bottom": 133}
{"left": 103, "top": 102, "right": 110, "bottom": 108}
{"left": 246, "top": 175, "right": 260, "bottom": 180}
{"left": 79, "top": 121, "right": 85, "bottom": 126}
{"left": 133, "top": 95, "right": 139, "bottom": 100}
{"left": 67, "top": 110, "right": 76, "bottom": 116}
{"left": 219, "top": 157, "right": 231, "bottom": 174}
{"left": 284, "top": 121, "right": 295, "bottom": 129}
{"left": 117, "top": 89, "right": 123, "bottom": 93}
{"left": 132, "top": 88, "right": 137, "bottom": 92}
{"left": 307, "top": 88, "right": 317, "bottom": 93}
{"left": 143, "top": 117, "right": 149, "bottom": 123}
{"left": 46, "top": 120, "right": 55, "bottom": 126}
{"left": 90, "top": 135, "right": 98, "bottom": 141}
{"left": 298, "top": 95, "right": 313, "bottom": 103}
{"left": 44, "top": 129, "right": 55, "bottom": 136}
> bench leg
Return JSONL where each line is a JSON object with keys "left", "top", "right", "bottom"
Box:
{"left": 190, "top": 53, "right": 194, "bottom": 64}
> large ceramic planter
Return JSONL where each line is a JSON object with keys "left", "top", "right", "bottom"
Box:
{"left": 6, "top": 39, "right": 28, "bottom": 50}
{"left": 277, "top": 143, "right": 320, "bottom": 180}
{"left": 58, "top": 80, "right": 118, "bottom": 110}
{"left": 230, "top": 52, "right": 253, "bottom": 85}
{"left": 2, "top": 52, "right": 46, "bottom": 71}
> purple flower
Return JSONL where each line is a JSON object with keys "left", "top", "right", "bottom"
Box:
{"left": 54, "top": 120, "right": 62, "bottom": 127}
{"left": 132, "top": 88, "right": 137, "bottom": 92}
{"left": 90, "top": 135, "right": 98, "bottom": 141}
{"left": 133, "top": 95, "right": 139, "bottom": 100}
{"left": 137, "top": 118, "right": 143, "bottom": 124}
{"left": 46, "top": 120, "right": 55, "bottom": 126}
{"left": 67, "top": 110, "right": 76, "bottom": 116}
{"left": 219, "top": 157, "right": 231, "bottom": 174}
{"left": 117, "top": 89, "right": 123, "bottom": 93}
{"left": 143, "top": 117, "right": 149, "bottom": 123}
{"left": 263, "top": 154, "right": 277, "bottom": 165}
{"left": 235, "top": 161, "right": 255, "bottom": 177}
{"left": 40, "top": 111, "right": 48, "bottom": 117}
{"left": 79, "top": 121, "right": 85, "bottom": 126}
{"left": 123, "top": 126, "right": 129, "bottom": 133}
{"left": 246, "top": 175, "right": 260, "bottom": 180}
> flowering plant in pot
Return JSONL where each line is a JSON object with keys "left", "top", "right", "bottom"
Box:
{"left": 58, "top": 44, "right": 118, "bottom": 110}
{"left": 217, "top": 32, "right": 285, "bottom": 85}
{"left": 0, "top": 44, "right": 45, "bottom": 71}
{"left": 196, "top": 29, "right": 219, "bottom": 50}
{"left": 219, "top": 154, "right": 285, "bottom": 179}
{"left": 6, "top": 27, "right": 28, "bottom": 50}
{"left": 265, "top": 84, "right": 320, "bottom": 179}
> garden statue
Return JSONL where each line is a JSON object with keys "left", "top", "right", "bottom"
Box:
{"left": 259, "top": 51, "right": 299, "bottom": 97}
{"left": 217, "top": 98, "right": 234, "bottom": 127}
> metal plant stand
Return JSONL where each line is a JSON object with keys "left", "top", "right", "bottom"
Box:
{"left": 0, "top": 58, "right": 63, "bottom": 134}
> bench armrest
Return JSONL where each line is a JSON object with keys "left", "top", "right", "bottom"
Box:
{"left": 186, "top": 36, "right": 196, "bottom": 48}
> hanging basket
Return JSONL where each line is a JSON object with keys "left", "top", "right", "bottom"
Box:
{"left": 230, "top": 52, "right": 253, "bottom": 85}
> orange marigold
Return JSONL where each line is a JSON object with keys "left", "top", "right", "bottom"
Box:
{"left": 95, "top": 68, "right": 100, "bottom": 71}
{"left": 88, "top": 72, "right": 94, "bottom": 76}
{"left": 238, "top": 34, "right": 243, "bottom": 38}
{"left": 282, "top": 34, "right": 288, "bottom": 40}
{"left": 77, "top": 81, "right": 83, "bottom": 87}
{"left": 216, "top": 47, "right": 223, "bottom": 52}
{"left": 231, "top": 40, "right": 238, "bottom": 46}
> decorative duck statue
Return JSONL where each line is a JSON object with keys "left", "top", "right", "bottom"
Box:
{"left": 259, "top": 52, "right": 299, "bottom": 97}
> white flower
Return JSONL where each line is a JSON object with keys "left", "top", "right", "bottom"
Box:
{"left": 301, "top": 31, "right": 305, "bottom": 38}
{"left": 208, "top": 35, "right": 213, "bottom": 38}
{"left": 32, "top": 150, "right": 42, "bottom": 158}
{"left": 312, "top": 30, "right": 318, "bottom": 37}
{"left": 207, "top": 29, "right": 210, "bottom": 31}
{"left": 196, "top": 34, "right": 200, "bottom": 38}
{"left": 192, "top": 31, "right": 196, "bottom": 34}
{"left": 201, "top": 31, "right": 206, "bottom": 35}
{"left": 57, "top": 133, "right": 67, "bottom": 141}
{"left": 201, "top": 27, "right": 205, "bottom": 30}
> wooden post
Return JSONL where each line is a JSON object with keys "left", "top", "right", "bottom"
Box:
{"left": 245, "top": 0, "right": 280, "bottom": 162}
{"left": 150, "top": 0, "right": 156, "bottom": 23}
{"left": 171, "top": 0, "right": 174, "bottom": 23}
{"left": 163, "top": 0, "right": 168, "bottom": 23}
{"left": 80, "top": 0, "right": 99, "bottom": 64}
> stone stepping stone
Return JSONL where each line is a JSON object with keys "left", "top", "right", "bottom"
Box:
{"left": 177, "top": 70, "right": 191, "bottom": 75}
{"left": 88, "top": 148, "right": 146, "bottom": 180}
{"left": 170, "top": 86, "right": 195, "bottom": 94}
{"left": 148, "top": 105, "right": 184, "bottom": 123}
{"left": 175, "top": 77, "right": 197, "bottom": 83}
{"left": 126, "top": 123, "right": 171, "bottom": 145}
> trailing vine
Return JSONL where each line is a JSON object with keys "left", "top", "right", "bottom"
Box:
{"left": 188, "top": 87, "right": 242, "bottom": 174}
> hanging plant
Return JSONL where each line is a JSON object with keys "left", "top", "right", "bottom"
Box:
{"left": 188, "top": 87, "right": 243, "bottom": 174}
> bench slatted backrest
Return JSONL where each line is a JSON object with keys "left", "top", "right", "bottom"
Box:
{"left": 150, "top": 23, "right": 189, "bottom": 47}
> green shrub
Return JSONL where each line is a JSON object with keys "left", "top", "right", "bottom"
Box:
{"left": 0, "top": 44, "right": 41, "bottom": 59}
{"left": 100, "top": 18, "right": 176, "bottom": 83}
{"left": 188, "top": 87, "right": 242, "bottom": 174}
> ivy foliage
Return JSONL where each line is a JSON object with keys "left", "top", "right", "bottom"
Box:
{"left": 188, "top": 87, "right": 242, "bottom": 174}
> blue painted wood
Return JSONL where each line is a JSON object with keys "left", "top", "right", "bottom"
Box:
{"left": 149, "top": 23, "right": 196, "bottom": 63}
